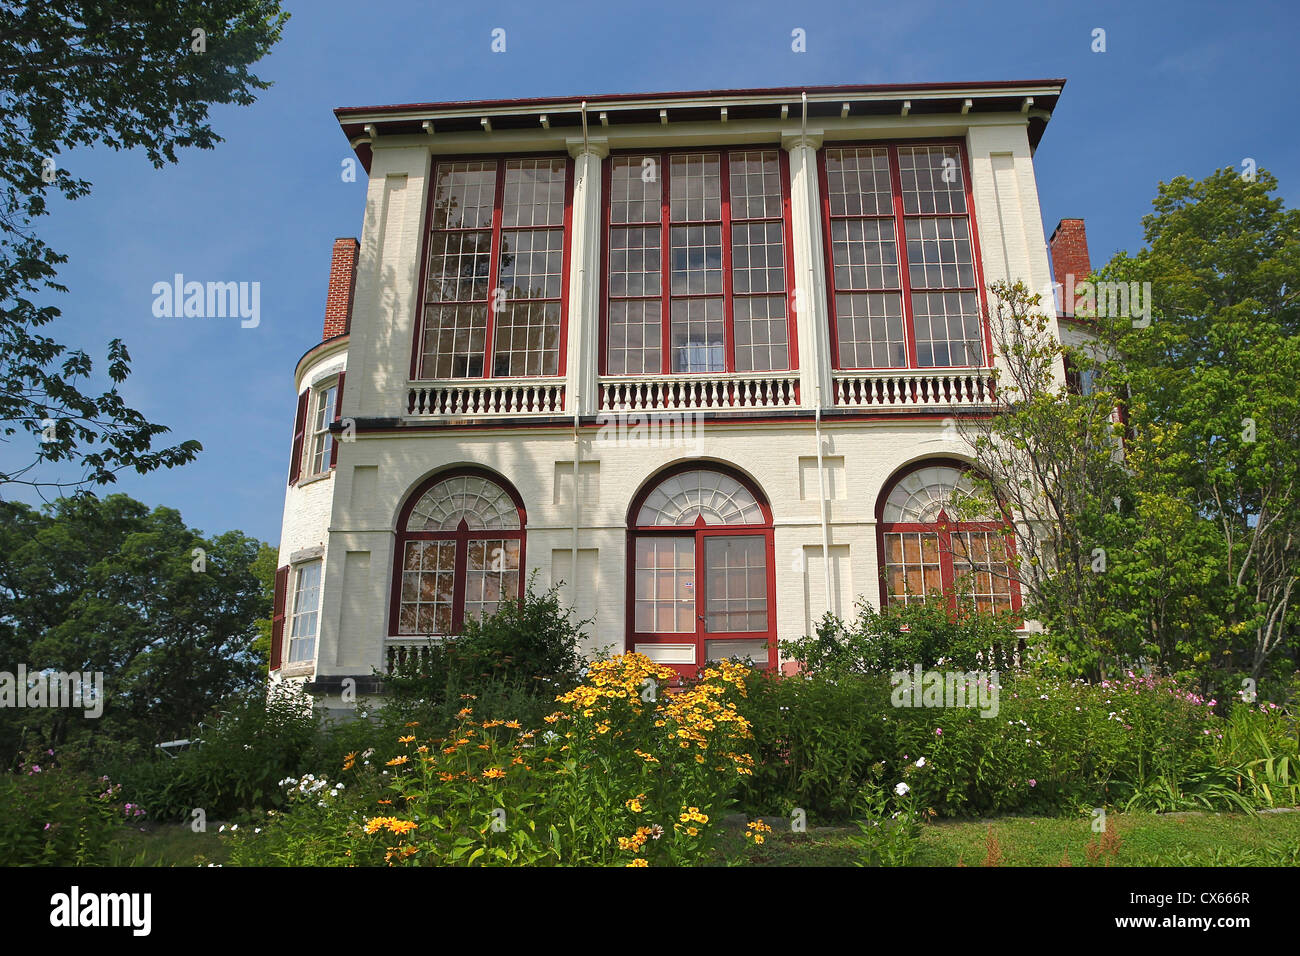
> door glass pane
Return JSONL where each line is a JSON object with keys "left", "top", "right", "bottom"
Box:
{"left": 703, "top": 536, "right": 767, "bottom": 633}
{"left": 634, "top": 537, "right": 695, "bottom": 633}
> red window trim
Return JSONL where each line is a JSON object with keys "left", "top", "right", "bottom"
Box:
{"left": 270, "top": 564, "right": 289, "bottom": 671}
{"left": 408, "top": 153, "right": 575, "bottom": 382}
{"left": 598, "top": 146, "right": 800, "bottom": 377}
{"left": 873, "top": 458, "right": 1023, "bottom": 618}
{"left": 388, "top": 467, "right": 528, "bottom": 637}
{"left": 623, "top": 461, "right": 777, "bottom": 676}
{"left": 819, "top": 138, "right": 995, "bottom": 372}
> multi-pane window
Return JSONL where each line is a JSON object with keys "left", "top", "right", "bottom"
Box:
{"left": 605, "top": 150, "right": 794, "bottom": 375}
{"left": 824, "top": 144, "right": 985, "bottom": 369}
{"left": 630, "top": 467, "right": 774, "bottom": 672}
{"left": 392, "top": 472, "right": 524, "bottom": 636}
{"left": 419, "top": 159, "right": 569, "bottom": 379}
{"left": 878, "top": 463, "right": 1017, "bottom": 615}
{"left": 287, "top": 561, "right": 321, "bottom": 663}
{"left": 306, "top": 382, "right": 337, "bottom": 478}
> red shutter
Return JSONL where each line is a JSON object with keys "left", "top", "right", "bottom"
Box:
{"left": 329, "top": 372, "right": 346, "bottom": 468}
{"left": 288, "top": 389, "right": 309, "bottom": 485}
{"left": 270, "top": 565, "right": 290, "bottom": 671}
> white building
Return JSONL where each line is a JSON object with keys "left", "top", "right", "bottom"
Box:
{"left": 270, "top": 80, "right": 1086, "bottom": 707}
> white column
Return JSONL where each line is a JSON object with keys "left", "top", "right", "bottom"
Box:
{"left": 783, "top": 132, "right": 834, "bottom": 409}
{"left": 565, "top": 137, "right": 608, "bottom": 416}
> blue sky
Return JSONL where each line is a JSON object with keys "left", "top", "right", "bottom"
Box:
{"left": 9, "top": 0, "right": 1298, "bottom": 544}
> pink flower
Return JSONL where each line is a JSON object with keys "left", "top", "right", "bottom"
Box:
{"left": 934, "top": 728, "right": 943, "bottom": 736}
{"left": 43, "top": 823, "right": 51, "bottom": 830}
{"left": 1029, "top": 779, "right": 1037, "bottom": 787}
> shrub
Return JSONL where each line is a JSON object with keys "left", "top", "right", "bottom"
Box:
{"left": 783, "top": 596, "right": 1020, "bottom": 678}
{"left": 0, "top": 752, "right": 142, "bottom": 865}
{"left": 119, "top": 682, "right": 320, "bottom": 821}
{"left": 380, "top": 576, "right": 588, "bottom": 736}
{"left": 226, "top": 655, "right": 755, "bottom": 866}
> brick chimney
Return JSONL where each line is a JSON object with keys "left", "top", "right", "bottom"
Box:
{"left": 1049, "top": 219, "right": 1091, "bottom": 292}
{"left": 323, "top": 237, "right": 359, "bottom": 339}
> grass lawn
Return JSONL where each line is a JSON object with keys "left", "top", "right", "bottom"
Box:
{"left": 107, "top": 810, "right": 1300, "bottom": 866}
{"left": 721, "top": 811, "right": 1300, "bottom": 867}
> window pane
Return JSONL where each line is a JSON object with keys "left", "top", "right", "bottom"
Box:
{"left": 607, "top": 299, "right": 662, "bottom": 375}
{"left": 670, "top": 298, "right": 724, "bottom": 373}
{"left": 421, "top": 304, "right": 487, "bottom": 378}
{"left": 728, "top": 151, "right": 782, "bottom": 220}
{"left": 703, "top": 536, "right": 767, "bottom": 633}
{"left": 733, "top": 296, "right": 788, "bottom": 372}
{"left": 633, "top": 536, "right": 694, "bottom": 633}
{"left": 731, "top": 221, "right": 786, "bottom": 294}
{"left": 463, "top": 538, "right": 520, "bottom": 624}
{"left": 669, "top": 153, "right": 721, "bottom": 222}
{"left": 670, "top": 225, "right": 722, "bottom": 295}
{"left": 608, "top": 226, "right": 661, "bottom": 298}
{"left": 610, "top": 156, "right": 662, "bottom": 224}
{"left": 825, "top": 147, "right": 892, "bottom": 217}
{"left": 501, "top": 158, "right": 565, "bottom": 228}
{"left": 432, "top": 161, "right": 497, "bottom": 229}
{"left": 835, "top": 292, "right": 906, "bottom": 368}
{"left": 897, "top": 145, "right": 967, "bottom": 216}
{"left": 830, "top": 219, "right": 898, "bottom": 291}
{"left": 492, "top": 302, "right": 561, "bottom": 376}
{"left": 498, "top": 229, "right": 564, "bottom": 300}
{"left": 397, "top": 540, "right": 456, "bottom": 635}
{"left": 905, "top": 217, "right": 974, "bottom": 289}
{"left": 911, "top": 291, "right": 983, "bottom": 367}
{"left": 425, "top": 231, "right": 493, "bottom": 303}
{"left": 883, "top": 531, "right": 942, "bottom": 607}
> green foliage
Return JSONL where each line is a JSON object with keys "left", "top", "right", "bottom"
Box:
{"left": 117, "top": 683, "right": 319, "bottom": 822}
{"left": 783, "top": 595, "right": 1020, "bottom": 678}
{"left": 380, "top": 575, "right": 588, "bottom": 735}
{"left": 0, "top": 2, "right": 287, "bottom": 491}
{"left": 226, "top": 656, "right": 755, "bottom": 867}
{"left": 0, "top": 752, "right": 141, "bottom": 865}
{"left": 0, "top": 494, "right": 272, "bottom": 762}
{"left": 847, "top": 760, "right": 929, "bottom": 866}
{"left": 736, "top": 669, "right": 1271, "bottom": 822}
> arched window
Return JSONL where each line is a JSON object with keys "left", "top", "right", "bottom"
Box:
{"left": 627, "top": 465, "right": 775, "bottom": 673}
{"left": 876, "top": 461, "right": 1019, "bottom": 615}
{"left": 390, "top": 470, "right": 526, "bottom": 636}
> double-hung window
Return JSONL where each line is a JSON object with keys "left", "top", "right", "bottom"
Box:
{"left": 822, "top": 143, "right": 986, "bottom": 369}
{"left": 604, "top": 149, "right": 796, "bottom": 375}
{"left": 287, "top": 560, "right": 322, "bottom": 663}
{"left": 418, "top": 158, "right": 571, "bottom": 379}
{"left": 306, "top": 382, "right": 337, "bottom": 478}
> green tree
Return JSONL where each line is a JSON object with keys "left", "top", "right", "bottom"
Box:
{"left": 1103, "top": 168, "right": 1300, "bottom": 682}
{"left": 0, "top": 1, "right": 287, "bottom": 492}
{"left": 0, "top": 494, "right": 272, "bottom": 761}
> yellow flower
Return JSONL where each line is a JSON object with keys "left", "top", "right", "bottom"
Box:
{"left": 504, "top": 720, "right": 521, "bottom": 729}
{"left": 398, "top": 735, "right": 416, "bottom": 744}
{"left": 482, "top": 768, "right": 506, "bottom": 780}
{"left": 386, "top": 755, "right": 409, "bottom": 766}
{"left": 404, "top": 721, "right": 420, "bottom": 728}
{"left": 456, "top": 707, "right": 474, "bottom": 718}
{"left": 686, "top": 827, "right": 699, "bottom": 837}
{"left": 626, "top": 858, "right": 649, "bottom": 867}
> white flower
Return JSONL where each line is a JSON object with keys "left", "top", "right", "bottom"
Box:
{"left": 914, "top": 757, "right": 926, "bottom": 768}
{"left": 894, "top": 782, "right": 910, "bottom": 796}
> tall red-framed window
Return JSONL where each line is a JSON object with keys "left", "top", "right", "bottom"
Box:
{"left": 413, "top": 156, "right": 574, "bottom": 380}
{"left": 820, "top": 142, "right": 991, "bottom": 370}
{"left": 626, "top": 464, "right": 776, "bottom": 677}
{"left": 389, "top": 469, "right": 526, "bottom": 637}
{"left": 875, "top": 460, "right": 1021, "bottom": 616}
{"left": 601, "top": 148, "right": 799, "bottom": 375}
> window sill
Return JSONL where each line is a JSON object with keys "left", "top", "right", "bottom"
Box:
{"left": 297, "top": 470, "right": 333, "bottom": 489}
{"left": 279, "top": 661, "right": 315, "bottom": 679}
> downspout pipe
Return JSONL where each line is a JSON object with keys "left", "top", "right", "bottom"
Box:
{"left": 801, "top": 92, "right": 835, "bottom": 619}
{"left": 571, "top": 102, "right": 589, "bottom": 604}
